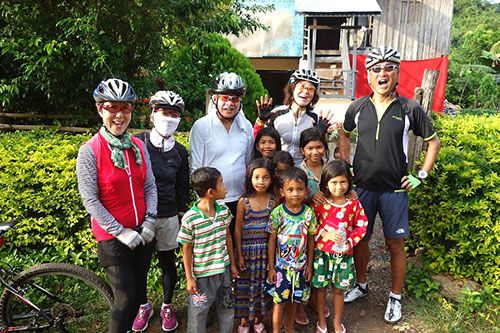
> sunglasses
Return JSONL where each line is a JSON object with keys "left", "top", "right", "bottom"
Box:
{"left": 370, "top": 64, "right": 399, "bottom": 73}
{"left": 297, "top": 84, "right": 316, "bottom": 94}
{"left": 100, "top": 103, "right": 134, "bottom": 114}
{"left": 218, "top": 95, "right": 242, "bottom": 103}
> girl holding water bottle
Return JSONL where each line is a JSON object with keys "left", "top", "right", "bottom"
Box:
{"left": 311, "top": 160, "right": 368, "bottom": 333}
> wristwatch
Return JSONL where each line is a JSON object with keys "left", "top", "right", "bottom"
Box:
{"left": 417, "top": 170, "right": 428, "bottom": 180}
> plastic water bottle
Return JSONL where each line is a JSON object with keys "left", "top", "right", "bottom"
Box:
{"left": 333, "top": 222, "right": 346, "bottom": 253}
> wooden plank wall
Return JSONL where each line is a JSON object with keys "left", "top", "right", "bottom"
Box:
{"left": 371, "top": 0, "right": 453, "bottom": 60}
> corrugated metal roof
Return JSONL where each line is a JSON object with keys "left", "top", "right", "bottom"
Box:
{"left": 295, "top": 0, "right": 382, "bottom": 16}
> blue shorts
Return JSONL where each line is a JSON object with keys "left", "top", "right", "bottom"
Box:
{"left": 356, "top": 188, "right": 409, "bottom": 239}
{"left": 265, "top": 266, "right": 310, "bottom": 305}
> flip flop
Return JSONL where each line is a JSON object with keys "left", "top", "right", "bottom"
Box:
{"left": 294, "top": 311, "right": 310, "bottom": 325}
{"left": 335, "top": 323, "right": 346, "bottom": 333}
{"left": 316, "top": 321, "right": 328, "bottom": 333}
{"left": 254, "top": 322, "right": 266, "bottom": 333}
{"left": 324, "top": 306, "right": 331, "bottom": 319}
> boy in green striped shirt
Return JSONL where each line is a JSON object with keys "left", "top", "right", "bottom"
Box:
{"left": 177, "top": 167, "right": 238, "bottom": 333}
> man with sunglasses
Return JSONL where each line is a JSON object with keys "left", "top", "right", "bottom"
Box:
{"left": 189, "top": 72, "right": 254, "bottom": 236}
{"left": 338, "top": 46, "right": 441, "bottom": 324}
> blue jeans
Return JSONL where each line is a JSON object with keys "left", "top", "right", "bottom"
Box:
{"left": 187, "top": 267, "right": 234, "bottom": 333}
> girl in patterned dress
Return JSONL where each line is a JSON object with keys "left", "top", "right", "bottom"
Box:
{"left": 312, "top": 160, "right": 368, "bottom": 333}
{"left": 234, "top": 158, "right": 278, "bottom": 333}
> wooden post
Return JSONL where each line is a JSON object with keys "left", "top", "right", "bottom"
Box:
{"left": 407, "top": 69, "right": 439, "bottom": 172}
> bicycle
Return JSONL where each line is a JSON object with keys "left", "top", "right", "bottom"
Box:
{"left": 0, "top": 220, "right": 114, "bottom": 332}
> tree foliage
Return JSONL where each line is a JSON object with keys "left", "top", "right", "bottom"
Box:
{"left": 447, "top": 0, "right": 500, "bottom": 109}
{"left": 156, "top": 33, "right": 268, "bottom": 131}
{"left": 0, "top": 0, "right": 272, "bottom": 117}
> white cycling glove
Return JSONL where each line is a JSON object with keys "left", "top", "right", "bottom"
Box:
{"left": 140, "top": 221, "right": 155, "bottom": 244}
{"left": 116, "top": 228, "right": 145, "bottom": 250}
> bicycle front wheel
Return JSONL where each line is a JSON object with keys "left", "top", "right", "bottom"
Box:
{"left": 0, "top": 262, "right": 113, "bottom": 332}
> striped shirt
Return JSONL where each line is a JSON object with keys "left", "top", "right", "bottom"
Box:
{"left": 177, "top": 200, "right": 233, "bottom": 277}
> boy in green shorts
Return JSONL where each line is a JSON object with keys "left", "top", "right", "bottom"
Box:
{"left": 177, "top": 167, "right": 239, "bottom": 333}
{"left": 266, "top": 167, "right": 316, "bottom": 333}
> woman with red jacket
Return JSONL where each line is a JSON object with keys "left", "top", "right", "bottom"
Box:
{"left": 76, "top": 78, "right": 157, "bottom": 333}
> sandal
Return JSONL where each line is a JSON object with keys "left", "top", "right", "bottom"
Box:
{"left": 324, "top": 306, "right": 331, "bottom": 319}
{"left": 316, "top": 321, "right": 328, "bottom": 333}
{"left": 254, "top": 322, "right": 266, "bottom": 333}
{"left": 294, "top": 311, "right": 310, "bottom": 325}
{"left": 237, "top": 324, "right": 250, "bottom": 333}
{"left": 335, "top": 323, "right": 346, "bottom": 333}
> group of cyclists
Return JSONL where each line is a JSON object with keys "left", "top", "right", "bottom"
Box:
{"left": 76, "top": 45, "right": 440, "bottom": 333}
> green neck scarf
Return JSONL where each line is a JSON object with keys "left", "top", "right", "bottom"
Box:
{"left": 99, "top": 126, "right": 142, "bottom": 170}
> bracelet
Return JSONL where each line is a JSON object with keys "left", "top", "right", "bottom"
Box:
{"left": 144, "top": 212, "right": 157, "bottom": 221}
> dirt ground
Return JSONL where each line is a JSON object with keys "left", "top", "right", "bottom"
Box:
{"left": 145, "top": 218, "right": 420, "bottom": 332}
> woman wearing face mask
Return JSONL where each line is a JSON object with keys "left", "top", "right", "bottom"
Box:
{"left": 133, "top": 90, "right": 190, "bottom": 332}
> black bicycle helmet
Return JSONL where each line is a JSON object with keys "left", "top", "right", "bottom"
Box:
{"left": 210, "top": 72, "right": 246, "bottom": 96}
{"left": 93, "top": 78, "right": 136, "bottom": 103}
{"left": 150, "top": 90, "right": 185, "bottom": 113}
{"left": 288, "top": 69, "right": 320, "bottom": 88}
{"left": 365, "top": 46, "right": 401, "bottom": 70}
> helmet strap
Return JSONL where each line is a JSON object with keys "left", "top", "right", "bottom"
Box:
{"left": 215, "top": 96, "right": 241, "bottom": 121}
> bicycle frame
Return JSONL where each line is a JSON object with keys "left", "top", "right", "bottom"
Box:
{"left": 0, "top": 222, "right": 58, "bottom": 332}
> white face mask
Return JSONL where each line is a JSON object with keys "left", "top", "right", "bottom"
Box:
{"left": 153, "top": 113, "right": 180, "bottom": 137}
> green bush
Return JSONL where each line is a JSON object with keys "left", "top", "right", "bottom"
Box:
{"left": 408, "top": 114, "right": 500, "bottom": 296}
{"left": 157, "top": 33, "right": 268, "bottom": 131}
{"left": 459, "top": 108, "right": 499, "bottom": 116}
{"left": 0, "top": 130, "right": 193, "bottom": 277}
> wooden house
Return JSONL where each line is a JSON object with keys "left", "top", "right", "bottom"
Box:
{"left": 227, "top": 0, "right": 453, "bottom": 118}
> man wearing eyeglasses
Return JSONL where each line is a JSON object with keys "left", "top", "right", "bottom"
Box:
{"left": 189, "top": 72, "right": 254, "bottom": 236}
{"left": 338, "top": 46, "right": 441, "bottom": 324}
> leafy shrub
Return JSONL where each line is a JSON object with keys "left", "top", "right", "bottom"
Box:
{"left": 408, "top": 114, "right": 500, "bottom": 295}
{"left": 0, "top": 130, "right": 194, "bottom": 277}
{"left": 459, "top": 108, "right": 499, "bottom": 116}
{"left": 405, "top": 263, "right": 441, "bottom": 300}
{"left": 157, "top": 33, "right": 268, "bottom": 131}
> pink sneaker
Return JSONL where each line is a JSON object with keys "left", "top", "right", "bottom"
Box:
{"left": 132, "top": 303, "right": 154, "bottom": 332}
{"left": 161, "top": 304, "right": 178, "bottom": 331}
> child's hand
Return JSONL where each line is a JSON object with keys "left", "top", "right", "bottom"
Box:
{"left": 333, "top": 229, "right": 343, "bottom": 244}
{"left": 238, "top": 256, "right": 246, "bottom": 272}
{"left": 346, "top": 189, "right": 358, "bottom": 201}
{"left": 230, "top": 263, "right": 239, "bottom": 279}
{"left": 341, "top": 242, "right": 352, "bottom": 255}
{"left": 311, "top": 191, "right": 327, "bottom": 206}
{"left": 304, "top": 265, "right": 313, "bottom": 282}
{"left": 186, "top": 277, "right": 197, "bottom": 295}
{"left": 268, "top": 267, "right": 277, "bottom": 284}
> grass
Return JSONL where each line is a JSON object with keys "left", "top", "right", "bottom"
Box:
{"left": 404, "top": 264, "right": 500, "bottom": 333}
{"left": 406, "top": 296, "right": 500, "bottom": 333}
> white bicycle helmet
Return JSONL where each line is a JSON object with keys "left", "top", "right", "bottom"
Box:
{"left": 365, "top": 46, "right": 401, "bottom": 70}
{"left": 150, "top": 90, "right": 185, "bottom": 113}
{"left": 288, "top": 69, "right": 320, "bottom": 88}
{"left": 210, "top": 72, "right": 246, "bottom": 96}
{"left": 93, "top": 78, "right": 136, "bottom": 103}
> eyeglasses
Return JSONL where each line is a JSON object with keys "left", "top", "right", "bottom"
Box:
{"left": 370, "top": 64, "right": 399, "bottom": 73}
{"left": 218, "top": 95, "right": 242, "bottom": 103}
{"left": 297, "top": 84, "right": 316, "bottom": 94}
{"left": 100, "top": 103, "right": 134, "bottom": 114}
